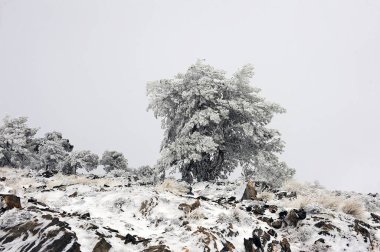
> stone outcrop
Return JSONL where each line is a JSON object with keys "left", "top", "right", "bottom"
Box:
{"left": 241, "top": 180, "right": 257, "bottom": 201}
{"left": 0, "top": 194, "right": 21, "bottom": 209}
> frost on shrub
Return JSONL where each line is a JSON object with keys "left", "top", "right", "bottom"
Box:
{"left": 100, "top": 150, "right": 128, "bottom": 173}
{"left": 341, "top": 198, "right": 365, "bottom": 219}
{"left": 242, "top": 153, "right": 295, "bottom": 188}
{"left": 147, "top": 61, "right": 293, "bottom": 183}
{"left": 0, "top": 116, "right": 39, "bottom": 168}
{"left": 38, "top": 137, "right": 69, "bottom": 172}
{"left": 137, "top": 165, "right": 154, "bottom": 178}
{"left": 216, "top": 208, "right": 251, "bottom": 224}
{"left": 66, "top": 150, "right": 99, "bottom": 174}
{"left": 188, "top": 208, "right": 206, "bottom": 220}
{"left": 34, "top": 131, "right": 74, "bottom": 172}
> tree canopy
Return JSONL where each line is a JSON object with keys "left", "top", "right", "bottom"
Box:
{"left": 147, "top": 61, "right": 294, "bottom": 184}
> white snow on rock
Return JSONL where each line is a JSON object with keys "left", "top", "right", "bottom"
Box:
{"left": 0, "top": 167, "right": 380, "bottom": 252}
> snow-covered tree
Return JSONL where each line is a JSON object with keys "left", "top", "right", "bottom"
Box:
{"left": 0, "top": 116, "right": 39, "bottom": 168}
{"left": 36, "top": 131, "right": 73, "bottom": 172}
{"left": 147, "top": 60, "right": 295, "bottom": 184}
{"left": 100, "top": 150, "right": 128, "bottom": 173}
{"left": 63, "top": 150, "right": 99, "bottom": 174}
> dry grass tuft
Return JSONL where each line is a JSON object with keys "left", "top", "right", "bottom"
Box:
{"left": 341, "top": 199, "right": 365, "bottom": 219}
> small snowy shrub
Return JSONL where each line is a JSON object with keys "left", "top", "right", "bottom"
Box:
{"left": 257, "top": 191, "right": 275, "bottom": 202}
{"left": 295, "top": 225, "right": 314, "bottom": 242}
{"left": 136, "top": 165, "right": 157, "bottom": 183}
{"left": 188, "top": 208, "right": 206, "bottom": 220}
{"left": 341, "top": 199, "right": 365, "bottom": 218}
{"left": 100, "top": 150, "right": 128, "bottom": 173}
{"left": 216, "top": 208, "right": 251, "bottom": 224}
{"left": 67, "top": 150, "right": 99, "bottom": 174}
{"left": 113, "top": 198, "right": 129, "bottom": 212}
{"left": 107, "top": 169, "right": 130, "bottom": 178}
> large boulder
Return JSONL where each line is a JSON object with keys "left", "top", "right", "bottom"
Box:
{"left": 241, "top": 181, "right": 257, "bottom": 201}
{"left": 0, "top": 194, "right": 21, "bottom": 210}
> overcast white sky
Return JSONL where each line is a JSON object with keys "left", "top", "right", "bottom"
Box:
{"left": 1, "top": 0, "right": 379, "bottom": 192}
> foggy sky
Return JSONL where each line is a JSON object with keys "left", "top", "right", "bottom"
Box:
{"left": 1, "top": 0, "right": 379, "bottom": 192}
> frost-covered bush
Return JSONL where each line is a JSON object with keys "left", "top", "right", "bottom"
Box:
{"left": 43, "top": 131, "right": 73, "bottom": 152}
{"left": 106, "top": 169, "right": 130, "bottom": 177}
{"left": 31, "top": 131, "right": 74, "bottom": 172}
{"left": 136, "top": 165, "right": 155, "bottom": 178}
{"left": 216, "top": 208, "right": 251, "bottom": 224}
{"left": 188, "top": 208, "right": 206, "bottom": 220}
{"left": 242, "top": 159, "right": 295, "bottom": 187}
{"left": 257, "top": 191, "right": 275, "bottom": 202}
{"left": 0, "top": 116, "right": 39, "bottom": 168}
{"left": 293, "top": 225, "right": 314, "bottom": 243}
{"left": 66, "top": 150, "right": 99, "bottom": 174}
{"left": 147, "top": 60, "right": 294, "bottom": 183}
{"left": 100, "top": 150, "right": 128, "bottom": 173}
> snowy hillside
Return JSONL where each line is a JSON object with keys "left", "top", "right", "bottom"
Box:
{"left": 1, "top": 167, "right": 380, "bottom": 252}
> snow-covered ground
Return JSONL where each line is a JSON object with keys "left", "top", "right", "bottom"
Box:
{"left": 0, "top": 167, "right": 380, "bottom": 252}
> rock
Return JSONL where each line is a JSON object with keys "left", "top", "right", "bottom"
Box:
{"left": 368, "top": 193, "right": 379, "bottom": 198}
{"left": 87, "top": 174, "right": 100, "bottom": 179}
{"left": 124, "top": 233, "right": 151, "bottom": 245}
{"left": 93, "top": 238, "right": 112, "bottom": 252}
{"left": 267, "top": 240, "right": 281, "bottom": 252}
{"left": 191, "top": 199, "right": 201, "bottom": 211}
{"left": 0, "top": 194, "right": 21, "bottom": 209}
{"left": 0, "top": 177, "right": 6, "bottom": 181}
{"left": 69, "top": 191, "right": 78, "bottom": 197}
{"left": 296, "top": 209, "right": 307, "bottom": 220}
{"left": 279, "top": 210, "right": 288, "bottom": 220}
{"left": 253, "top": 228, "right": 271, "bottom": 247}
{"left": 280, "top": 238, "right": 291, "bottom": 252}
{"left": 354, "top": 219, "right": 371, "bottom": 242}
{"left": 258, "top": 216, "right": 273, "bottom": 225}
{"left": 226, "top": 223, "right": 239, "bottom": 237}
{"left": 268, "top": 229, "right": 277, "bottom": 237}
{"left": 41, "top": 170, "right": 56, "bottom": 178}
{"left": 252, "top": 205, "right": 265, "bottom": 215}
{"left": 371, "top": 213, "right": 380, "bottom": 223}
{"left": 0, "top": 215, "right": 80, "bottom": 251}
{"left": 221, "top": 240, "right": 235, "bottom": 251}
{"left": 267, "top": 205, "right": 278, "bottom": 213}
{"left": 28, "top": 197, "right": 37, "bottom": 203}
{"left": 125, "top": 234, "right": 137, "bottom": 244}
{"left": 142, "top": 245, "right": 171, "bottom": 252}
{"left": 318, "top": 231, "right": 331, "bottom": 236}
{"left": 314, "top": 221, "right": 340, "bottom": 232}
{"left": 243, "top": 238, "right": 254, "bottom": 252}
{"left": 275, "top": 191, "right": 297, "bottom": 200}
{"left": 241, "top": 180, "right": 257, "bottom": 201}
{"left": 178, "top": 203, "right": 192, "bottom": 214}
{"left": 286, "top": 209, "right": 306, "bottom": 226}
{"left": 314, "top": 238, "right": 325, "bottom": 244}
{"left": 254, "top": 181, "right": 272, "bottom": 192}
{"left": 80, "top": 212, "right": 91, "bottom": 220}
{"left": 271, "top": 219, "right": 283, "bottom": 229}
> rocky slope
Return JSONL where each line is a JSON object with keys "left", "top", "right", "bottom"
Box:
{"left": 0, "top": 167, "right": 379, "bottom": 252}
